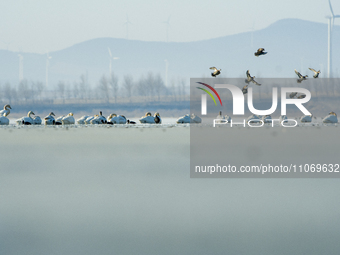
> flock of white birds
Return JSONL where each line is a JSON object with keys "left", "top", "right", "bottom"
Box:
{"left": 0, "top": 104, "right": 338, "bottom": 126}
{"left": 0, "top": 104, "right": 204, "bottom": 125}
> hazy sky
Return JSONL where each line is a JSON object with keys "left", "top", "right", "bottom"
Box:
{"left": 1, "top": 0, "right": 339, "bottom": 53}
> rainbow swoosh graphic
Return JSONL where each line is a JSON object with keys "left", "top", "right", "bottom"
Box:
{"left": 196, "top": 82, "right": 223, "bottom": 106}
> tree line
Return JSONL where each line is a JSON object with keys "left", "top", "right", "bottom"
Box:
{"left": 0, "top": 72, "right": 188, "bottom": 105}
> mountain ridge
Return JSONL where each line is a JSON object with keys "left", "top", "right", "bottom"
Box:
{"left": 0, "top": 18, "right": 339, "bottom": 87}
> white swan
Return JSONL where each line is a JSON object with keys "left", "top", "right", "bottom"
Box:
{"left": 33, "top": 115, "right": 42, "bottom": 125}
{"left": 322, "top": 112, "right": 338, "bottom": 123}
{"left": 16, "top": 111, "right": 35, "bottom": 125}
{"left": 55, "top": 115, "right": 64, "bottom": 125}
{"left": 62, "top": 113, "right": 75, "bottom": 125}
{"left": 107, "top": 113, "right": 116, "bottom": 123}
{"left": 84, "top": 116, "right": 95, "bottom": 124}
{"left": 215, "top": 111, "right": 231, "bottom": 123}
{"left": 191, "top": 114, "right": 202, "bottom": 123}
{"left": 262, "top": 115, "right": 272, "bottom": 123}
{"left": 300, "top": 114, "right": 312, "bottom": 123}
{"left": 224, "top": 115, "right": 231, "bottom": 123}
{"left": 44, "top": 112, "right": 56, "bottom": 125}
{"left": 0, "top": 104, "right": 11, "bottom": 125}
{"left": 0, "top": 116, "right": 10, "bottom": 125}
{"left": 139, "top": 112, "right": 162, "bottom": 124}
{"left": 77, "top": 115, "right": 90, "bottom": 124}
{"left": 91, "top": 111, "right": 107, "bottom": 124}
{"left": 247, "top": 114, "right": 261, "bottom": 124}
{"left": 177, "top": 114, "right": 202, "bottom": 123}
{"left": 215, "top": 111, "right": 225, "bottom": 123}
{"left": 176, "top": 114, "right": 191, "bottom": 123}
{"left": 139, "top": 112, "right": 152, "bottom": 123}
{"left": 0, "top": 104, "right": 11, "bottom": 117}
{"left": 107, "top": 113, "right": 126, "bottom": 124}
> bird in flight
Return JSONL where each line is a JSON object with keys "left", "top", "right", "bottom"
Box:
{"left": 308, "top": 68, "right": 321, "bottom": 78}
{"left": 210, "top": 67, "right": 221, "bottom": 77}
{"left": 294, "top": 69, "right": 308, "bottom": 83}
{"left": 246, "top": 70, "right": 261, "bottom": 85}
{"left": 254, "top": 48, "right": 267, "bottom": 57}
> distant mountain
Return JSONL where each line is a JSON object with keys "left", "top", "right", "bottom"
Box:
{"left": 0, "top": 18, "right": 339, "bottom": 88}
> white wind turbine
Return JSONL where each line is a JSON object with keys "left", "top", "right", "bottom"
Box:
{"left": 162, "top": 15, "right": 171, "bottom": 42}
{"left": 164, "top": 59, "right": 168, "bottom": 88}
{"left": 46, "top": 52, "right": 52, "bottom": 88}
{"left": 108, "top": 47, "right": 119, "bottom": 76}
{"left": 124, "top": 14, "right": 132, "bottom": 39}
{"left": 18, "top": 54, "right": 24, "bottom": 81}
{"left": 2, "top": 41, "right": 12, "bottom": 51}
{"left": 326, "top": 0, "right": 340, "bottom": 78}
{"left": 249, "top": 21, "right": 255, "bottom": 48}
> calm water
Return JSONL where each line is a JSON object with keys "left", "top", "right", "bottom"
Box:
{"left": 0, "top": 127, "right": 340, "bottom": 255}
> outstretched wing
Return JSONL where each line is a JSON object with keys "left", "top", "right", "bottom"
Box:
{"left": 210, "top": 67, "right": 217, "bottom": 71}
{"left": 295, "top": 69, "right": 302, "bottom": 78}
{"left": 308, "top": 67, "right": 317, "bottom": 73}
{"left": 258, "top": 48, "right": 265, "bottom": 52}
{"left": 246, "top": 70, "right": 251, "bottom": 78}
{"left": 251, "top": 79, "right": 261, "bottom": 86}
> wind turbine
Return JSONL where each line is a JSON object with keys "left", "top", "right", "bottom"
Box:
{"left": 164, "top": 59, "right": 168, "bottom": 88}
{"left": 249, "top": 22, "right": 255, "bottom": 48}
{"left": 108, "top": 47, "right": 119, "bottom": 76}
{"left": 162, "top": 15, "right": 171, "bottom": 42}
{"left": 18, "top": 54, "right": 24, "bottom": 81}
{"left": 46, "top": 52, "right": 52, "bottom": 88}
{"left": 326, "top": 0, "right": 340, "bottom": 78}
{"left": 2, "top": 41, "right": 12, "bottom": 51}
{"left": 124, "top": 14, "right": 132, "bottom": 39}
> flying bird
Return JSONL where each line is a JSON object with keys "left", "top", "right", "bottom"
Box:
{"left": 308, "top": 68, "right": 321, "bottom": 78}
{"left": 289, "top": 92, "right": 298, "bottom": 98}
{"left": 210, "top": 67, "right": 221, "bottom": 77}
{"left": 295, "top": 69, "right": 308, "bottom": 83}
{"left": 246, "top": 70, "right": 261, "bottom": 85}
{"left": 254, "top": 48, "right": 267, "bottom": 57}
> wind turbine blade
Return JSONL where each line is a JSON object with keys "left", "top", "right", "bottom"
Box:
{"left": 335, "top": 15, "right": 340, "bottom": 18}
{"left": 328, "top": 0, "right": 335, "bottom": 17}
{"left": 108, "top": 47, "right": 112, "bottom": 57}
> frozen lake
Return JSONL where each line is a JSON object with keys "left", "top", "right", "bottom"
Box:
{"left": 1, "top": 127, "right": 340, "bottom": 255}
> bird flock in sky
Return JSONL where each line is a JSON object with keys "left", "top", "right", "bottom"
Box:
{"left": 209, "top": 47, "right": 321, "bottom": 88}
{"left": 207, "top": 48, "right": 337, "bottom": 124}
